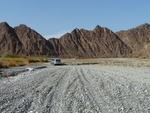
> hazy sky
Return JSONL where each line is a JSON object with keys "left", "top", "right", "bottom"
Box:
{"left": 0, "top": 0, "right": 150, "bottom": 39}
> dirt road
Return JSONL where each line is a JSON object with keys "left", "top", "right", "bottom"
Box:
{"left": 0, "top": 64, "right": 150, "bottom": 113}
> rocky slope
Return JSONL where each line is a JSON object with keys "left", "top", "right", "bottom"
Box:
{"left": 0, "top": 22, "right": 25, "bottom": 55}
{"left": 14, "top": 24, "right": 55, "bottom": 56}
{"left": 116, "top": 23, "right": 150, "bottom": 57}
{"left": 1, "top": 22, "right": 150, "bottom": 58}
{"left": 49, "top": 26, "right": 132, "bottom": 58}
{"left": 132, "top": 43, "right": 150, "bottom": 58}
{"left": 0, "top": 22, "right": 56, "bottom": 56}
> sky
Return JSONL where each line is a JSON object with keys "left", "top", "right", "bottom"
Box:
{"left": 0, "top": 0, "right": 150, "bottom": 39}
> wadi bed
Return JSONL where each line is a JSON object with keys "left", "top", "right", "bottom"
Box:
{"left": 0, "top": 59, "right": 150, "bottom": 113}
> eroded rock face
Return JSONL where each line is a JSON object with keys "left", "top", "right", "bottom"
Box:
{"left": 0, "top": 22, "right": 24, "bottom": 55}
{"left": 49, "top": 25, "right": 132, "bottom": 58}
{"left": 1, "top": 22, "right": 150, "bottom": 58}
{"left": 0, "top": 22, "right": 57, "bottom": 56}
{"left": 14, "top": 24, "right": 56, "bottom": 56}
{"left": 116, "top": 23, "right": 150, "bottom": 52}
{"left": 116, "top": 23, "right": 150, "bottom": 58}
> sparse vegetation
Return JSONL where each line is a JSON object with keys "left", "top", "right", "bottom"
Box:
{"left": 62, "top": 58, "right": 150, "bottom": 67}
{"left": 0, "top": 55, "right": 48, "bottom": 68}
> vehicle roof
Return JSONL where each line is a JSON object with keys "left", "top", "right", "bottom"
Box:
{"left": 51, "top": 58, "right": 61, "bottom": 60}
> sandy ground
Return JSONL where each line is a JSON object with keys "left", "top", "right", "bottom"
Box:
{"left": 0, "top": 62, "right": 150, "bottom": 113}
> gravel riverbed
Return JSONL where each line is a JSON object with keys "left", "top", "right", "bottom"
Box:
{"left": 0, "top": 63, "right": 150, "bottom": 113}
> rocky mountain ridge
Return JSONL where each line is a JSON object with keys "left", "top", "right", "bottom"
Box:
{"left": 116, "top": 23, "right": 150, "bottom": 58}
{"left": 0, "top": 22, "right": 56, "bottom": 57}
{"left": 0, "top": 22, "right": 150, "bottom": 58}
{"left": 14, "top": 24, "right": 55, "bottom": 56}
{"left": 48, "top": 25, "right": 132, "bottom": 58}
{"left": 0, "top": 22, "right": 25, "bottom": 55}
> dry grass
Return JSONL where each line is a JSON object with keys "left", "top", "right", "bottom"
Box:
{"left": 0, "top": 55, "right": 48, "bottom": 68}
{"left": 62, "top": 58, "right": 150, "bottom": 67}
{"left": 63, "top": 58, "right": 114, "bottom": 64}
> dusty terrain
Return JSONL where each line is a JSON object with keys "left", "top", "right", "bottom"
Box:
{"left": 0, "top": 59, "right": 150, "bottom": 113}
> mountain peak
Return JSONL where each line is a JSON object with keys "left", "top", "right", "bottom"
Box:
{"left": 116, "top": 23, "right": 150, "bottom": 55}
{"left": 1, "top": 22, "right": 150, "bottom": 58}
{"left": 0, "top": 22, "right": 9, "bottom": 26}
{"left": 15, "top": 24, "right": 30, "bottom": 30}
{"left": 71, "top": 28, "right": 80, "bottom": 33}
{"left": 49, "top": 24, "right": 132, "bottom": 58}
{"left": 94, "top": 25, "right": 102, "bottom": 30}
{"left": 137, "top": 23, "right": 150, "bottom": 29}
{"left": 18, "top": 24, "right": 28, "bottom": 27}
{"left": 0, "top": 22, "right": 11, "bottom": 29}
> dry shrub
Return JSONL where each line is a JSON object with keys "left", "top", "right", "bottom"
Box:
{"left": 40, "top": 58, "right": 48, "bottom": 62}
{"left": 0, "top": 55, "right": 49, "bottom": 68}
{"left": 28, "top": 57, "right": 48, "bottom": 63}
{"left": 6, "top": 61, "right": 16, "bottom": 67}
{"left": 28, "top": 59, "right": 39, "bottom": 63}
{"left": 0, "top": 58, "right": 28, "bottom": 68}
{"left": 63, "top": 58, "right": 150, "bottom": 67}
{"left": 0, "top": 61, "right": 4, "bottom": 68}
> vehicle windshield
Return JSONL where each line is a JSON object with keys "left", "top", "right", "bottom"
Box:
{"left": 56, "top": 59, "right": 61, "bottom": 62}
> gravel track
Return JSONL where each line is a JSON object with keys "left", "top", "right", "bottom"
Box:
{"left": 0, "top": 64, "right": 150, "bottom": 113}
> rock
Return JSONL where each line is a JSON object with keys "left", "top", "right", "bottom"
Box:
{"left": 0, "top": 22, "right": 25, "bottom": 55}
{"left": 14, "top": 24, "right": 56, "bottom": 56}
{"left": 49, "top": 25, "right": 132, "bottom": 58}
{"left": 1, "top": 22, "right": 150, "bottom": 58}
{"left": 116, "top": 23, "right": 150, "bottom": 58}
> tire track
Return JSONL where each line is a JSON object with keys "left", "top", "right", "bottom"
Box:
{"left": 0, "top": 65, "right": 150, "bottom": 113}
{"left": 76, "top": 67, "right": 102, "bottom": 113}
{"left": 0, "top": 67, "right": 68, "bottom": 113}
{"left": 27, "top": 67, "right": 71, "bottom": 113}
{"left": 83, "top": 65, "right": 150, "bottom": 113}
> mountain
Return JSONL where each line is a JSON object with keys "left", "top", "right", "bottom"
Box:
{"left": 1, "top": 22, "right": 150, "bottom": 58}
{"left": 14, "top": 24, "right": 56, "bottom": 56}
{"left": 49, "top": 25, "right": 132, "bottom": 58}
{"left": 116, "top": 23, "right": 150, "bottom": 58}
{"left": 116, "top": 23, "right": 150, "bottom": 53}
{"left": 133, "top": 43, "right": 150, "bottom": 58}
{"left": 0, "top": 22, "right": 24, "bottom": 55}
{"left": 0, "top": 22, "right": 56, "bottom": 56}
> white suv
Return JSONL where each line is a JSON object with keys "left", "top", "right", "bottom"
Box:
{"left": 51, "top": 58, "right": 62, "bottom": 65}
